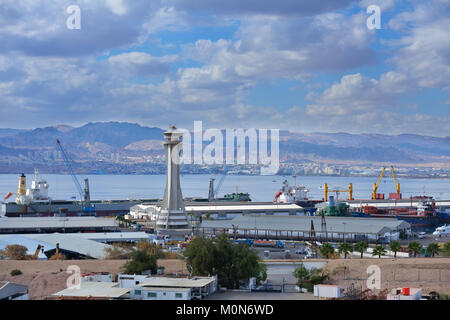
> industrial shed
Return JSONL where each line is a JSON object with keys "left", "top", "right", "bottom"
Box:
{"left": 0, "top": 217, "right": 118, "bottom": 234}
{"left": 0, "top": 233, "right": 112, "bottom": 259}
{"left": 198, "top": 215, "right": 411, "bottom": 243}
{"left": 52, "top": 282, "right": 130, "bottom": 300}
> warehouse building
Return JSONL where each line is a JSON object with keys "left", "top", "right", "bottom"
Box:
{"left": 0, "top": 233, "right": 112, "bottom": 259}
{"left": 130, "top": 202, "right": 306, "bottom": 220}
{"left": 198, "top": 215, "right": 411, "bottom": 243}
{"left": 0, "top": 217, "right": 118, "bottom": 234}
{"left": 0, "top": 282, "right": 29, "bottom": 300}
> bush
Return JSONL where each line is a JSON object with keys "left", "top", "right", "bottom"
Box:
{"left": 104, "top": 244, "right": 133, "bottom": 260}
{"left": 121, "top": 249, "right": 158, "bottom": 275}
{"left": 4, "top": 244, "right": 28, "bottom": 260}
{"left": 49, "top": 253, "right": 66, "bottom": 260}
{"left": 10, "top": 269, "right": 22, "bottom": 276}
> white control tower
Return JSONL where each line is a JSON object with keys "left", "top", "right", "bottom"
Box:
{"left": 156, "top": 126, "right": 190, "bottom": 229}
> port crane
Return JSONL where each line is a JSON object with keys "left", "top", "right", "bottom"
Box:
{"left": 323, "top": 183, "right": 353, "bottom": 202}
{"left": 372, "top": 166, "right": 401, "bottom": 200}
{"left": 208, "top": 169, "right": 228, "bottom": 201}
{"left": 56, "top": 139, "right": 93, "bottom": 212}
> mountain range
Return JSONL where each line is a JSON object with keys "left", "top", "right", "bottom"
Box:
{"left": 0, "top": 122, "right": 449, "bottom": 173}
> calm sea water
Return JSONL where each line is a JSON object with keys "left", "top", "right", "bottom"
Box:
{"left": 1, "top": 174, "right": 449, "bottom": 202}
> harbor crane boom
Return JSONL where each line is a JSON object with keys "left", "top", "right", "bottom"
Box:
{"left": 372, "top": 166, "right": 401, "bottom": 199}
{"left": 323, "top": 183, "right": 353, "bottom": 202}
{"left": 56, "top": 139, "right": 92, "bottom": 210}
{"left": 372, "top": 167, "right": 386, "bottom": 200}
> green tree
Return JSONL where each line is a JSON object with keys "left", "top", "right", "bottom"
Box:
{"left": 426, "top": 243, "right": 440, "bottom": 257}
{"left": 293, "top": 265, "right": 329, "bottom": 292}
{"left": 354, "top": 241, "right": 368, "bottom": 259}
{"left": 372, "top": 245, "right": 387, "bottom": 258}
{"left": 184, "top": 234, "right": 266, "bottom": 289}
{"left": 338, "top": 242, "right": 352, "bottom": 259}
{"left": 443, "top": 242, "right": 450, "bottom": 257}
{"left": 4, "top": 244, "right": 28, "bottom": 260}
{"left": 389, "top": 241, "right": 401, "bottom": 258}
{"left": 121, "top": 249, "right": 158, "bottom": 275}
{"left": 408, "top": 241, "right": 423, "bottom": 258}
{"left": 319, "top": 243, "right": 335, "bottom": 259}
{"left": 136, "top": 240, "right": 165, "bottom": 258}
{"left": 183, "top": 236, "right": 216, "bottom": 276}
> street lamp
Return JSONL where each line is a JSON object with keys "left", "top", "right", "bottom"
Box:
{"left": 342, "top": 222, "right": 347, "bottom": 242}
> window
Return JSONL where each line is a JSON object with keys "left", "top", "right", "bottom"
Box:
{"left": 134, "top": 290, "right": 141, "bottom": 295}
{"left": 147, "top": 292, "right": 157, "bottom": 298}
{"left": 175, "top": 293, "right": 183, "bottom": 299}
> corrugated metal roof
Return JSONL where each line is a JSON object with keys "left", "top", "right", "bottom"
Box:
{"left": 0, "top": 282, "right": 28, "bottom": 300}
{"left": 0, "top": 235, "right": 55, "bottom": 259}
{"left": 53, "top": 282, "right": 130, "bottom": 298}
{"left": 185, "top": 203, "right": 303, "bottom": 212}
{"left": 138, "top": 277, "right": 214, "bottom": 288}
{"left": 25, "top": 233, "right": 112, "bottom": 259}
{"left": 0, "top": 217, "right": 117, "bottom": 230}
{"left": 199, "top": 215, "right": 410, "bottom": 234}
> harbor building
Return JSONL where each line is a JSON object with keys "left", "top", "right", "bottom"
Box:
{"left": 51, "top": 275, "right": 217, "bottom": 300}
{"left": 197, "top": 215, "right": 411, "bottom": 243}
{"left": 156, "top": 126, "right": 190, "bottom": 230}
{"left": 130, "top": 201, "right": 306, "bottom": 221}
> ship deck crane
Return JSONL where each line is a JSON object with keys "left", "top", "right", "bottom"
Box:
{"left": 323, "top": 183, "right": 353, "bottom": 202}
{"left": 208, "top": 169, "right": 228, "bottom": 201}
{"left": 372, "top": 166, "right": 401, "bottom": 200}
{"left": 56, "top": 139, "right": 93, "bottom": 212}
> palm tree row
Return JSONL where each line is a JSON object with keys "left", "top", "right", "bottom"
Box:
{"left": 317, "top": 240, "right": 442, "bottom": 259}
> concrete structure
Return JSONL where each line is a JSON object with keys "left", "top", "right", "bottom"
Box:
{"left": 0, "top": 216, "right": 118, "bottom": 234}
{"left": 134, "top": 276, "right": 217, "bottom": 300}
{"left": 0, "top": 282, "right": 29, "bottom": 300}
{"left": 387, "top": 288, "right": 422, "bottom": 300}
{"left": 198, "top": 215, "right": 411, "bottom": 243}
{"left": 52, "top": 282, "right": 130, "bottom": 300}
{"left": 156, "top": 126, "right": 189, "bottom": 230}
{"left": 131, "top": 286, "right": 191, "bottom": 300}
{"left": 313, "top": 285, "right": 345, "bottom": 299}
{"left": 53, "top": 275, "right": 217, "bottom": 300}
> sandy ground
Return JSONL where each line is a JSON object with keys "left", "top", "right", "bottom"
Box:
{"left": 0, "top": 259, "right": 187, "bottom": 300}
{"left": 1, "top": 258, "right": 449, "bottom": 299}
{"left": 323, "top": 258, "right": 450, "bottom": 295}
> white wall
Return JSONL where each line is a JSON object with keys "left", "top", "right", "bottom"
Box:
{"left": 130, "top": 288, "right": 191, "bottom": 300}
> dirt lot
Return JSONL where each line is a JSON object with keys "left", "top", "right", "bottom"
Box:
{"left": 1, "top": 258, "right": 449, "bottom": 299}
{"left": 323, "top": 258, "right": 450, "bottom": 295}
{"left": 0, "top": 259, "right": 187, "bottom": 300}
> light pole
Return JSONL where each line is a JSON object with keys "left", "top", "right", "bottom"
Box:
{"left": 342, "top": 222, "right": 347, "bottom": 242}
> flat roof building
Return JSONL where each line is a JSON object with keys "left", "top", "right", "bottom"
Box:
{"left": 198, "top": 215, "right": 410, "bottom": 243}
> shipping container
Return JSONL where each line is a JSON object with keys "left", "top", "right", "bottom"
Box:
{"left": 313, "top": 285, "right": 345, "bottom": 298}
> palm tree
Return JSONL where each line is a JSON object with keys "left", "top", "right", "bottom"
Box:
{"left": 389, "top": 241, "right": 401, "bottom": 258}
{"left": 408, "top": 241, "right": 423, "bottom": 258}
{"left": 426, "top": 243, "right": 440, "bottom": 257}
{"left": 354, "top": 241, "right": 368, "bottom": 259}
{"left": 319, "top": 243, "right": 335, "bottom": 259}
{"left": 338, "top": 242, "right": 352, "bottom": 259}
{"left": 372, "top": 245, "right": 387, "bottom": 258}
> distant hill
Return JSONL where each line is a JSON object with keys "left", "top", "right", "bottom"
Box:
{"left": 0, "top": 122, "right": 448, "bottom": 167}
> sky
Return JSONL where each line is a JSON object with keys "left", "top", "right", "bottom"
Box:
{"left": 0, "top": 0, "right": 449, "bottom": 136}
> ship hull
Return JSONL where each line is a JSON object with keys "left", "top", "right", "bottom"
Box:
{"left": 1, "top": 199, "right": 158, "bottom": 217}
{"left": 351, "top": 211, "right": 450, "bottom": 228}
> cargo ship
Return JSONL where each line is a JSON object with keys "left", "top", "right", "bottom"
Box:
{"left": 1, "top": 171, "right": 157, "bottom": 217}
{"left": 274, "top": 178, "right": 321, "bottom": 213}
{"left": 316, "top": 196, "right": 450, "bottom": 228}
